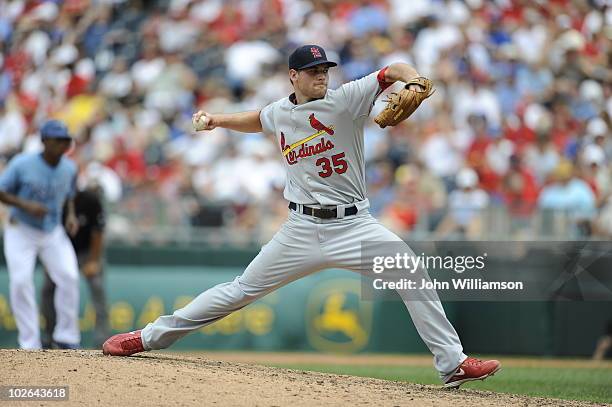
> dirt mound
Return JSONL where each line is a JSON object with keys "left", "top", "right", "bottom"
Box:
{"left": 0, "top": 350, "right": 602, "bottom": 406}
{"left": 209, "top": 351, "right": 612, "bottom": 369}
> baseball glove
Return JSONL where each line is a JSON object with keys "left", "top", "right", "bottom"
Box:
{"left": 374, "top": 77, "right": 434, "bottom": 128}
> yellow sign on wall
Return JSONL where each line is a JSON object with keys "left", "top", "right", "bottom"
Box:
{"left": 306, "top": 279, "right": 373, "bottom": 353}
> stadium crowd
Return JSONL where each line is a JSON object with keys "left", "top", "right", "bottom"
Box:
{"left": 0, "top": 0, "right": 610, "bottom": 243}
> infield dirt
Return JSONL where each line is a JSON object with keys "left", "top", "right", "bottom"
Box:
{"left": 0, "top": 349, "right": 606, "bottom": 406}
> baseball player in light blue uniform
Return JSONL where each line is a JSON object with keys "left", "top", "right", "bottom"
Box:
{"left": 0, "top": 119, "right": 81, "bottom": 349}
{"left": 103, "top": 45, "right": 500, "bottom": 388}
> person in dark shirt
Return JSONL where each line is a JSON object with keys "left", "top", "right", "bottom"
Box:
{"left": 41, "top": 184, "right": 108, "bottom": 349}
{"left": 593, "top": 318, "right": 612, "bottom": 360}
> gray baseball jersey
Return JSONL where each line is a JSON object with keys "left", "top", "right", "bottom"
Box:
{"left": 140, "top": 68, "right": 467, "bottom": 380}
{"left": 259, "top": 70, "right": 387, "bottom": 206}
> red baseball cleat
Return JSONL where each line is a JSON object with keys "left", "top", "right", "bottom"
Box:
{"left": 444, "top": 357, "right": 501, "bottom": 388}
{"left": 102, "top": 330, "right": 145, "bottom": 356}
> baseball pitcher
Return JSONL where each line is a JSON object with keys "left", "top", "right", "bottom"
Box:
{"left": 103, "top": 45, "right": 500, "bottom": 388}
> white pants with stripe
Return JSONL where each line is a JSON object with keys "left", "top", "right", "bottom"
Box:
{"left": 4, "top": 222, "right": 80, "bottom": 349}
{"left": 142, "top": 206, "right": 466, "bottom": 379}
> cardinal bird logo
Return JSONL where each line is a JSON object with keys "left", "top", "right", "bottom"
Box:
{"left": 309, "top": 114, "right": 334, "bottom": 135}
{"left": 279, "top": 115, "right": 336, "bottom": 159}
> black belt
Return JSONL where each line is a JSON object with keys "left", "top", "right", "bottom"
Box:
{"left": 289, "top": 202, "right": 357, "bottom": 219}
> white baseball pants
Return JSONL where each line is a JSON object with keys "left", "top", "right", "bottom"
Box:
{"left": 142, "top": 206, "right": 466, "bottom": 378}
{"left": 4, "top": 222, "right": 80, "bottom": 349}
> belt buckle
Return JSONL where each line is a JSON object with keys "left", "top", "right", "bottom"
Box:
{"left": 313, "top": 208, "right": 336, "bottom": 219}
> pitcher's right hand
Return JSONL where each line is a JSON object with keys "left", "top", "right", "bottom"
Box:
{"left": 193, "top": 111, "right": 216, "bottom": 131}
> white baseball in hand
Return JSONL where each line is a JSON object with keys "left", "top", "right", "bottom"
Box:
{"left": 192, "top": 111, "right": 213, "bottom": 131}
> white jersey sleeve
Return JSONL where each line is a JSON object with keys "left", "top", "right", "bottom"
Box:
{"left": 339, "top": 69, "right": 389, "bottom": 120}
{"left": 259, "top": 103, "right": 277, "bottom": 135}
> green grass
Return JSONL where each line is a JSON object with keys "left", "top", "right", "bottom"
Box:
{"left": 264, "top": 362, "right": 612, "bottom": 404}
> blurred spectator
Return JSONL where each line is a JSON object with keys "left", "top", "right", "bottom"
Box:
{"left": 380, "top": 176, "right": 419, "bottom": 235}
{"left": 485, "top": 136, "right": 514, "bottom": 177}
{"left": 593, "top": 196, "right": 612, "bottom": 238}
{"left": 367, "top": 161, "right": 395, "bottom": 217}
{"left": 453, "top": 81, "right": 501, "bottom": 130}
{"left": 409, "top": 162, "right": 447, "bottom": 226}
{"left": 466, "top": 114, "right": 492, "bottom": 170}
{"left": 0, "top": 100, "right": 26, "bottom": 159}
{"left": 348, "top": 0, "right": 389, "bottom": 38}
{"left": 380, "top": 162, "right": 447, "bottom": 234}
{"left": 341, "top": 38, "right": 377, "bottom": 81}
{"left": 186, "top": 33, "right": 226, "bottom": 80}
{"left": 435, "top": 168, "right": 489, "bottom": 239}
{"left": 538, "top": 160, "right": 596, "bottom": 235}
{"left": 413, "top": 15, "right": 462, "bottom": 76}
{"left": 418, "top": 118, "right": 463, "bottom": 188}
{"left": 592, "top": 319, "right": 612, "bottom": 360}
{"left": 99, "top": 58, "right": 133, "bottom": 100}
{"left": 144, "top": 51, "right": 197, "bottom": 116}
{"left": 524, "top": 131, "right": 561, "bottom": 185}
{"left": 579, "top": 144, "right": 610, "bottom": 204}
{"left": 131, "top": 42, "right": 165, "bottom": 95}
{"left": 501, "top": 155, "right": 539, "bottom": 217}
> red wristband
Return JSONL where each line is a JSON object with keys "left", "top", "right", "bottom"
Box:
{"left": 377, "top": 67, "right": 393, "bottom": 91}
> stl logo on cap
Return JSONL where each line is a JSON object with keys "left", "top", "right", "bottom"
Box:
{"left": 310, "top": 47, "right": 322, "bottom": 58}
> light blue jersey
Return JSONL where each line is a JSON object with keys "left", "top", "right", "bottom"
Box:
{"left": 0, "top": 153, "right": 77, "bottom": 232}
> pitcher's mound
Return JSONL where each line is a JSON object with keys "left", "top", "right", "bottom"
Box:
{"left": 0, "top": 350, "right": 594, "bottom": 406}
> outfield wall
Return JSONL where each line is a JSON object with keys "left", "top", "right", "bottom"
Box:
{"left": 0, "top": 243, "right": 610, "bottom": 356}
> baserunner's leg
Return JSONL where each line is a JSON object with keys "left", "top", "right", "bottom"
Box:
{"left": 39, "top": 226, "right": 81, "bottom": 346}
{"left": 4, "top": 224, "right": 41, "bottom": 349}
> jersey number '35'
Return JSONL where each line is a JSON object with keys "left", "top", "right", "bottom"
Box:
{"left": 316, "top": 152, "right": 348, "bottom": 178}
